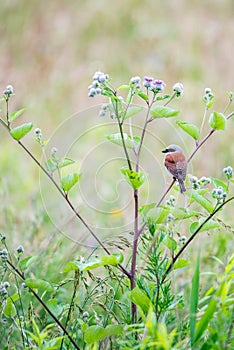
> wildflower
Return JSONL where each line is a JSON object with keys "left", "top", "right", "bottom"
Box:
{"left": 88, "top": 71, "right": 109, "bottom": 97}
{"left": 16, "top": 245, "right": 24, "bottom": 255}
{"left": 93, "top": 71, "right": 109, "bottom": 83}
{"left": 82, "top": 311, "right": 89, "bottom": 319}
{"left": 34, "top": 128, "right": 42, "bottom": 142}
{"left": 203, "top": 88, "right": 214, "bottom": 107}
{"left": 149, "top": 79, "right": 166, "bottom": 93}
{"left": 51, "top": 147, "right": 57, "bottom": 156}
{"left": 3, "top": 85, "right": 14, "bottom": 100}
{"left": 130, "top": 76, "right": 141, "bottom": 85}
{"left": 205, "top": 88, "right": 211, "bottom": 94}
{"left": 88, "top": 88, "right": 97, "bottom": 98}
{"left": 143, "top": 76, "right": 154, "bottom": 88}
{"left": 173, "top": 82, "right": 184, "bottom": 96}
{"left": 212, "top": 186, "right": 227, "bottom": 202}
{"left": 3, "top": 282, "right": 10, "bottom": 288}
{"left": 199, "top": 176, "right": 211, "bottom": 186}
{"left": 223, "top": 166, "right": 233, "bottom": 179}
{"left": 179, "top": 236, "right": 187, "bottom": 244}
{"left": 0, "top": 287, "right": 8, "bottom": 297}
{"left": 99, "top": 103, "right": 109, "bottom": 117}
{"left": 0, "top": 249, "right": 8, "bottom": 260}
{"left": 167, "top": 213, "right": 175, "bottom": 222}
{"left": 166, "top": 195, "right": 176, "bottom": 207}
{"left": 189, "top": 175, "right": 200, "bottom": 190}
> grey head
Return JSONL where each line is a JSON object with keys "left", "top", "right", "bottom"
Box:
{"left": 162, "top": 144, "right": 184, "bottom": 154}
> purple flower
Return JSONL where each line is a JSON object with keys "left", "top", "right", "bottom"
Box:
{"left": 143, "top": 76, "right": 154, "bottom": 88}
{"left": 150, "top": 80, "right": 166, "bottom": 93}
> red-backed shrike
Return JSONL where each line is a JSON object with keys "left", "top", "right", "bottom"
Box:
{"left": 162, "top": 144, "right": 187, "bottom": 193}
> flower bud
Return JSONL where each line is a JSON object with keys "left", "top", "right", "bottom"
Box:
{"left": 16, "top": 245, "right": 24, "bottom": 255}
{"left": 173, "top": 82, "right": 184, "bottom": 96}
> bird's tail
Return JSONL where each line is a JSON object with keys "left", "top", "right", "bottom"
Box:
{"left": 178, "top": 179, "right": 186, "bottom": 193}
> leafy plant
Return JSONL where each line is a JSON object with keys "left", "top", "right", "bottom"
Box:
{"left": 0, "top": 76, "right": 233, "bottom": 349}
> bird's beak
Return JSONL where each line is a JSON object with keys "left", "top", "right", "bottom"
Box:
{"left": 162, "top": 148, "right": 168, "bottom": 153}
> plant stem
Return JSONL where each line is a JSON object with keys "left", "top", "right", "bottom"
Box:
{"left": 199, "top": 107, "right": 208, "bottom": 139}
{"left": 161, "top": 196, "right": 234, "bottom": 283}
{"left": 130, "top": 189, "right": 139, "bottom": 321}
{"left": 115, "top": 109, "right": 132, "bottom": 170}
{"left": 135, "top": 98, "right": 154, "bottom": 172}
{"left": 6, "top": 259, "right": 81, "bottom": 350}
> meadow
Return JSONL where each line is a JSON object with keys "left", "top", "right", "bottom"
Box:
{"left": 0, "top": 1, "right": 233, "bottom": 349}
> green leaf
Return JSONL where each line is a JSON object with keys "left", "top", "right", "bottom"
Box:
{"left": 190, "top": 253, "right": 200, "bottom": 347}
{"left": 25, "top": 278, "right": 54, "bottom": 292}
{"left": 84, "top": 324, "right": 123, "bottom": 344}
{"left": 46, "top": 299, "right": 63, "bottom": 317}
{"left": 190, "top": 190, "right": 214, "bottom": 213}
{"left": 163, "top": 236, "right": 177, "bottom": 250}
{"left": 84, "top": 325, "right": 105, "bottom": 344}
{"left": 193, "top": 298, "right": 217, "bottom": 344}
{"left": 63, "top": 254, "right": 123, "bottom": 273}
{"left": 78, "top": 258, "right": 101, "bottom": 271}
{"left": 121, "top": 167, "right": 146, "bottom": 189}
{"left": 118, "top": 84, "right": 130, "bottom": 90}
{"left": 4, "top": 298, "right": 16, "bottom": 317}
{"left": 58, "top": 158, "right": 75, "bottom": 169}
{"left": 197, "top": 218, "right": 220, "bottom": 232}
{"left": 147, "top": 207, "right": 170, "bottom": 224}
{"left": 135, "top": 90, "right": 149, "bottom": 101}
{"left": 172, "top": 208, "right": 199, "bottom": 220}
{"left": 173, "top": 259, "right": 190, "bottom": 270}
{"left": 106, "top": 132, "right": 140, "bottom": 149}
{"left": 156, "top": 94, "right": 170, "bottom": 101}
{"left": 101, "top": 86, "right": 114, "bottom": 97}
{"left": 210, "top": 177, "right": 228, "bottom": 192}
{"left": 10, "top": 122, "right": 33, "bottom": 140}
{"left": 19, "top": 256, "right": 38, "bottom": 271}
{"left": 150, "top": 105, "right": 179, "bottom": 119}
{"left": 10, "top": 293, "right": 20, "bottom": 302}
{"left": 124, "top": 106, "right": 144, "bottom": 120}
{"left": 45, "top": 159, "right": 57, "bottom": 173}
{"left": 62, "top": 261, "right": 80, "bottom": 272}
{"left": 8, "top": 108, "right": 26, "bottom": 122}
{"left": 101, "top": 253, "right": 124, "bottom": 266}
{"left": 209, "top": 111, "right": 226, "bottom": 130}
{"left": 61, "top": 173, "right": 80, "bottom": 192}
{"left": 139, "top": 202, "right": 156, "bottom": 218}
{"left": 176, "top": 120, "right": 200, "bottom": 140}
{"left": 190, "top": 222, "right": 199, "bottom": 234}
{"left": 102, "top": 324, "right": 123, "bottom": 338}
{"left": 129, "top": 286, "right": 151, "bottom": 314}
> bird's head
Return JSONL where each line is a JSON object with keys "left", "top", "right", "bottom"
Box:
{"left": 162, "top": 144, "right": 184, "bottom": 154}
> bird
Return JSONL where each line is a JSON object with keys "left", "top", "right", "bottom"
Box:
{"left": 162, "top": 144, "right": 187, "bottom": 193}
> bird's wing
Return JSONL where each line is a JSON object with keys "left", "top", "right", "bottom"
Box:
{"left": 164, "top": 153, "right": 187, "bottom": 180}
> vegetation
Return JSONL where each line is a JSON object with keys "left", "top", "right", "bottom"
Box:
{"left": 0, "top": 1, "right": 233, "bottom": 349}
{"left": 0, "top": 72, "right": 233, "bottom": 349}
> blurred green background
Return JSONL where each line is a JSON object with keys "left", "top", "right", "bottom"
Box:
{"left": 0, "top": 0, "right": 233, "bottom": 269}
